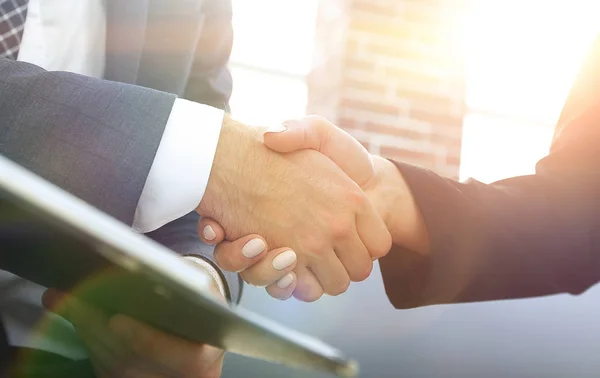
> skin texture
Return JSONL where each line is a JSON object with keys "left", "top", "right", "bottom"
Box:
{"left": 196, "top": 116, "right": 391, "bottom": 301}
{"left": 198, "top": 116, "right": 428, "bottom": 301}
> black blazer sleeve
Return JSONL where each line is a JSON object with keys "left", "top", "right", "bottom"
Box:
{"left": 379, "top": 34, "right": 600, "bottom": 309}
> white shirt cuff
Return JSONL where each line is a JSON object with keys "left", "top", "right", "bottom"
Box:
{"left": 133, "top": 99, "right": 224, "bottom": 233}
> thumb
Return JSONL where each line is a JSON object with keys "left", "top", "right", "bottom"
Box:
{"left": 197, "top": 217, "right": 226, "bottom": 245}
{"left": 263, "top": 116, "right": 375, "bottom": 186}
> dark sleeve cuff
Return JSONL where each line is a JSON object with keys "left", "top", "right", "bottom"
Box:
{"left": 144, "top": 212, "right": 243, "bottom": 305}
{"left": 379, "top": 161, "right": 483, "bottom": 309}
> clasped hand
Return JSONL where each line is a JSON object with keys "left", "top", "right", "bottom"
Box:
{"left": 197, "top": 116, "right": 398, "bottom": 301}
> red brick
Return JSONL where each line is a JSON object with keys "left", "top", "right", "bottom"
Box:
{"left": 340, "top": 98, "right": 399, "bottom": 116}
{"left": 364, "top": 122, "right": 429, "bottom": 141}
{"left": 445, "top": 153, "right": 462, "bottom": 167}
{"left": 344, "top": 56, "right": 375, "bottom": 72}
{"left": 337, "top": 117, "right": 357, "bottom": 129}
{"left": 342, "top": 77, "right": 387, "bottom": 95}
{"left": 409, "top": 108, "right": 463, "bottom": 127}
{"left": 308, "top": 0, "right": 466, "bottom": 177}
{"left": 396, "top": 87, "right": 461, "bottom": 113}
{"left": 351, "top": 1, "right": 397, "bottom": 17}
{"left": 428, "top": 131, "right": 464, "bottom": 152}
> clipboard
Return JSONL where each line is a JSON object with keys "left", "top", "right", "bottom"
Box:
{"left": 0, "top": 155, "right": 358, "bottom": 377}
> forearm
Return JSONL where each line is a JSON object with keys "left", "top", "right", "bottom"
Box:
{"left": 380, "top": 159, "right": 599, "bottom": 309}
{"left": 0, "top": 59, "right": 176, "bottom": 225}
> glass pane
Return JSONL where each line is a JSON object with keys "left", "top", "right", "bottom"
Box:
{"left": 229, "top": 65, "right": 308, "bottom": 126}
{"left": 464, "top": 0, "right": 600, "bottom": 123}
{"left": 230, "top": 0, "right": 319, "bottom": 76}
{"left": 459, "top": 113, "right": 554, "bottom": 183}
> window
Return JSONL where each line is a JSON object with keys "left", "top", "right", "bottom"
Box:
{"left": 460, "top": 1, "right": 600, "bottom": 183}
{"left": 228, "top": 0, "right": 319, "bottom": 126}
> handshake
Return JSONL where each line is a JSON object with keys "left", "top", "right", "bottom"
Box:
{"left": 195, "top": 115, "right": 430, "bottom": 302}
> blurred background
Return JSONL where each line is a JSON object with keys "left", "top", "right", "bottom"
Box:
{"left": 223, "top": 0, "right": 600, "bottom": 377}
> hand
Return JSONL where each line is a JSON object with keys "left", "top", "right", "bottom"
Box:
{"left": 262, "top": 116, "right": 429, "bottom": 254}
{"left": 42, "top": 287, "right": 225, "bottom": 378}
{"left": 198, "top": 219, "right": 297, "bottom": 300}
{"left": 196, "top": 116, "right": 391, "bottom": 301}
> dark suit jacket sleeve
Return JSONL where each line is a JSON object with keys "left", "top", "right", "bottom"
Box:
{"left": 0, "top": 58, "right": 176, "bottom": 225}
{"left": 145, "top": 212, "right": 242, "bottom": 304}
{"left": 0, "top": 59, "right": 240, "bottom": 302}
{"left": 379, "top": 34, "right": 600, "bottom": 309}
{"left": 183, "top": 0, "right": 233, "bottom": 111}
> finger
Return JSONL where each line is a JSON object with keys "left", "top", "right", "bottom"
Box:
{"left": 42, "top": 289, "right": 127, "bottom": 370}
{"left": 266, "top": 272, "right": 296, "bottom": 300}
{"left": 213, "top": 235, "right": 268, "bottom": 272}
{"left": 309, "top": 251, "right": 351, "bottom": 296}
{"left": 292, "top": 266, "right": 323, "bottom": 302}
{"left": 197, "top": 218, "right": 225, "bottom": 245}
{"left": 198, "top": 353, "right": 225, "bottom": 378}
{"left": 355, "top": 200, "right": 393, "bottom": 260}
{"left": 108, "top": 315, "right": 224, "bottom": 376}
{"left": 263, "top": 116, "right": 375, "bottom": 186}
{"left": 87, "top": 342, "right": 125, "bottom": 378}
{"left": 240, "top": 248, "right": 297, "bottom": 287}
{"left": 42, "top": 289, "right": 103, "bottom": 330}
{"left": 334, "top": 229, "right": 373, "bottom": 282}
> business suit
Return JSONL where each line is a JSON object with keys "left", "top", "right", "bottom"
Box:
{"left": 0, "top": 0, "right": 239, "bottom": 375}
{"left": 380, "top": 33, "right": 600, "bottom": 309}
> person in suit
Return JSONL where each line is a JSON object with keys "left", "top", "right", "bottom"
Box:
{"left": 0, "top": 0, "right": 391, "bottom": 377}
{"left": 0, "top": 0, "right": 240, "bottom": 377}
{"left": 209, "top": 33, "right": 600, "bottom": 307}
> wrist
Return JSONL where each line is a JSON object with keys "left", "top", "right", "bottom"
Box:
{"left": 367, "top": 157, "right": 429, "bottom": 254}
{"left": 197, "top": 115, "right": 261, "bottom": 219}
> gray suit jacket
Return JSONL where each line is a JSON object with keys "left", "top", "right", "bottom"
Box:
{"left": 0, "top": 0, "right": 240, "bottom": 338}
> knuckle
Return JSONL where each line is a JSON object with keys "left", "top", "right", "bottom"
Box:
{"left": 240, "top": 270, "right": 268, "bottom": 287}
{"left": 329, "top": 217, "right": 353, "bottom": 240}
{"left": 305, "top": 114, "right": 327, "bottom": 126}
{"left": 325, "top": 279, "right": 350, "bottom": 296}
{"left": 350, "top": 260, "right": 373, "bottom": 282}
{"left": 302, "top": 235, "right": 328, "bottom": 258}
{"left": 293, "top": 285, "right": 323, "bottom": 302}
{"left": 214, "top": 248, "right": 237, "bottom": 271}
{"left": 373, "top": 233, "right": 393, "bottom": 259}
{"left": 347, "top": 189, "right": 368, "bottom": 211}
{"left": 130, "top": 334, "right": 153, "bottom": 357}
{"left": 367, "top": 230, "right": 392, "bottom": 259}
{"left": 297, "top": 290, "right": 323, "bottom": 302}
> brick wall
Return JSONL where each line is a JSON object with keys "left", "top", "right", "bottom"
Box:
{"left": 307, "top": 0, "right": 468, "bottom": 178}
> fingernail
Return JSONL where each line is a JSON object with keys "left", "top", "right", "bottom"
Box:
{"left": 277, "top": 273, "right": 294, "bottom": 289}
{"left": 242, "top": 238, "right": 266, "bottom": 258}
{"left": 203, "top": 225, "right": 216, "bottom": 241}
{"left": 272, "top": 250, "right": 297, "bottom": 270}
{"left": 108, "top": 315, "right": 135, "bottom": 341}
{"left": 264, "top": 124, "right": 287, "bottom": 134}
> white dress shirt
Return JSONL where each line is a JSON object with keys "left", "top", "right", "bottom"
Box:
{"left": 3, "top": 0, "right": 225, "bottom": 358}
